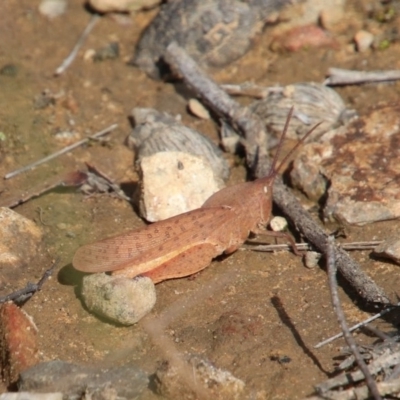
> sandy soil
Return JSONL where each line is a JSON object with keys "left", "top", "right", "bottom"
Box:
{"left": 1, "top": 0, "right": 400, "bottom": 398}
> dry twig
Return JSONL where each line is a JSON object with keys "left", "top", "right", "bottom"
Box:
{"left": 325, "top": 236, "right": 381, "bottom": 400}
{"left": 54, "top": 14, "right": 100, "bottom": 76}
{"left": 244, "top": 241, "right": 383, "bottom": 252}
{"left": 4, "top": 123, "right": 118, "bottom": 179}
{"left": 324, "top": 68, "right": 400, "bottom": 86}
{"left": 315, "top": 352, "right": 400, "bottom": 394}
{"left": 315, "top": 302, "right": 400, "bottom": 349}
{"left": 0, "top": 259, "right": 59, "bottom": 304}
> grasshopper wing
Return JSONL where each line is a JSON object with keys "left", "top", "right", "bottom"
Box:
{"left": 73, "top": 206, "right": 231, "bottom": 275}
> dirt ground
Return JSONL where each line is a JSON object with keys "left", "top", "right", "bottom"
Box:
{"left": 1, "top": 0, "right": 400, "bottom": 398}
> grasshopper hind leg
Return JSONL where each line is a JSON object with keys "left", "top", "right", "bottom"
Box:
{"left": 141, "top": 243, "right": 218, "bottom": 283}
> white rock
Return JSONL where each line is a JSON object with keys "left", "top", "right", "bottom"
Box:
{"left": 81, "top": 274, "right": 156, "bottom": 325}
{"left": 269, "top": 216, "right": 288, "bottom": 232}
{"left": 38, "top": 0, "right": 67, "bottom": 19}
{"left": 354, "top": 30, "right": 374, "bottom": 52}
{"left": 0, "top": 208, "right": 43, "bottom": 269}
{"left": 136, "top": 151, "right": 224, "bottom": 222}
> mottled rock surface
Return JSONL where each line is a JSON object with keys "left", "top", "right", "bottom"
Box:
{"left": 0, "top": 302, "right": 39, "bottom": 386}
{"left": 133, "top": 0, "right": 289, "bottom": 78}
{"left": 129, "top": 108, "right": 229, "bottom": 181}
{"left": 154, "top": 354, "right": 245, "bottom": 400}
{"left": 291, "top": 103, "right": 400, "bottom": 225}
{"left": 19, "top": 360, "right": 148, "bottom": 399}
{"left": 81, "top": 274, "right": 156, "bottom": 325}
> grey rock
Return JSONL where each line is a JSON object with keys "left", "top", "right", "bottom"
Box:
{"left": 250, "top": 82, "right": 352, "bottom": 141}
{"left": 129, "top": 108, "right": 229, "bottom": 182}
{"left": 19, "top": 360, "right": 148, "bottom": 400}
{"left": 132, "top": 0, "right": 289, "bottom": 79}
{"left": 81, "top": 273, "right": 156, "bottom": 325}
{"left": 374, "top": 238, "right": 400, "bottom": 265}
{"left": 154, "top": 354, "right": 245, "bottom": 400}
{"left": 88, "top": 0, "right": 160, "bottom": 13}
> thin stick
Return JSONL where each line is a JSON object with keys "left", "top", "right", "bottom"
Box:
{"left": 245, "top": 241, "right": 383, "bottom": 252}
{"left": 4, "top": 123, "right": 118, "bottom": 180}
{"left": 54, "top": 14, "right": 100, "bottom": 76}
{"left": 315, "top": 302, "right": 400, "bottom": 349}
{"left": 326, "top": 235, "right": 381, "bottom": 399}
{"left": 315, "top": 351, "right": 400, "bottom": 393}
{"left": 309, "top": 377, "right": 400, "bottom": 400}
{"left": 324, "top": 68, "right": 400, "bottom": 86}
{"left": 0, "top": 258, "right": 59, "bottom": 304}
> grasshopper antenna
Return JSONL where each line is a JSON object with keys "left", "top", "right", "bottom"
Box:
{"left": 268, "top": 107, "right": 323, "bottom": 177}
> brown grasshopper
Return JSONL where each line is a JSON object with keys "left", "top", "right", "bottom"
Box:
{"left": 73, "top": 109, "right": 319, "bottom": 283}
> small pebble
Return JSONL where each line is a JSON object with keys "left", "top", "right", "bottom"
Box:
{"left": 133, "top": 0, "right": 289, "bottom": 79}
{"left": 188, "top": 98, "right": 210, "bottom": 120}
{"left": 354, "top": 30, "right": 374, "bottom": 52}
{"left": 81, "top": 273, "right": 156, "bottom": 325}
{"left": 56, "top": 223, "right": 67, "bottom": 230}
{"left": 53, "top": 131, "right": 80, "bottom": 144}
{"left": 269, "top": 216, "right": 288, "bottom": 232}
{"left": 304, "top": 251, "right": 321, "bottom": 269}
{"left": 83, "top": 49, "right": 96, "bottom": 61}
{"left": 38, "top": 0, "right": 67, "bottom": 18}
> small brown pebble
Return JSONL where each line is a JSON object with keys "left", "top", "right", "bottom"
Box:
{"left": 271, "top": 24, "right": 338, "bottom": 52}
{"left": 0, "top": 302, "right": 39, "bottom": 385}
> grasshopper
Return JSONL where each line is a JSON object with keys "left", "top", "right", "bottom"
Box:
{"left": 73, "top": 109, "right": 318, "bottom": 283}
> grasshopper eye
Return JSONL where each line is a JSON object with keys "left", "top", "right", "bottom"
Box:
{"left": 263, "top": 186, "right": 268, "bottom": 193}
